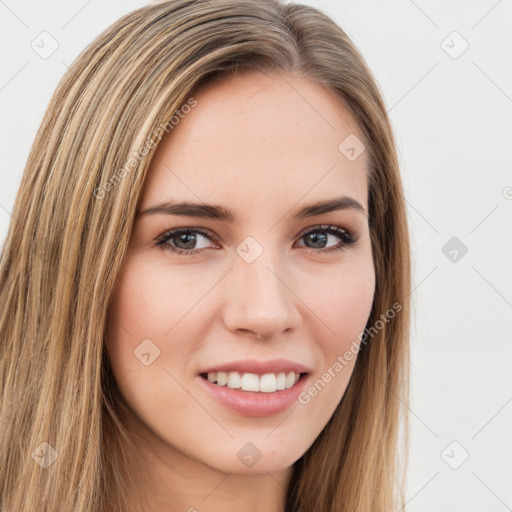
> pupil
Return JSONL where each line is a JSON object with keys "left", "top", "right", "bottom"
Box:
{"left": 308, "top": 232, "right": 327, "bottom": 248}
{"left": 176, "top": 233, "right": 196, "bottom": 249}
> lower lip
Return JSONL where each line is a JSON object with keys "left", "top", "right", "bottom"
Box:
{"left": 197, "top": 374, "right": 310, "bottom": 417}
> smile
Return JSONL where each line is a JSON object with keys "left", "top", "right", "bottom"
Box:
{"left": 200, "top": 371, "right": 303, "bottom": 393}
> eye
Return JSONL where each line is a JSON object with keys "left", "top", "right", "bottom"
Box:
{"left": 155, "top": 227, "right": 218, "bottom": 256}
{"left": 294, "top": 224, "right": 357, "bottom": 253}
{"left": 155, "top": 224, "right": 357, "bottom": 256}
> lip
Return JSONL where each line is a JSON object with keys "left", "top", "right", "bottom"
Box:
{"left": 197, "top": 372, "right": 310, "bottom": 417}
{"left": 199, "top": 358, "right": 311, "bottom": 375}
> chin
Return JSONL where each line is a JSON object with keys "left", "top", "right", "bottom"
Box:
{"left": 196, "top": 440, "right": 305, "bottom": 476}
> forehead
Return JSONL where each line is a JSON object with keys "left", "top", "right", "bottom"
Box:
{"left": 140, "top": 72, "right": 369, "bottom": 218}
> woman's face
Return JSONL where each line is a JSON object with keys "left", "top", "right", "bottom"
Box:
{"left": 107, "top": 71, "right": 375, "bottom": 477}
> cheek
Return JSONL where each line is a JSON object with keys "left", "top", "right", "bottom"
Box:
{"left": 106, "top": 254, "right": 218, "bottom": 383}
{"left": 293, "top": 259, "right": 375, "bottom": 433}
{"left": 306, "top": 256, "right": 375, "bottom": 354}
{"left": 106, "top": 257, "right": 170, "bottom": 379}
{"left": 105, "top": 257, "right": 201, "bottom": 417}
{"left": 108, "top": 255, "right": 203, "bottom": 340}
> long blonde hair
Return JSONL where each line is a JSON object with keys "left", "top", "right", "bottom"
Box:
{"left": 0, "top": 1, "right": 411, "bottom": 510}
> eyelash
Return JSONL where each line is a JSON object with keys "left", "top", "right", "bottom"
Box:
{"left": 154, "top": 224, "right": 358, "bottom": 257}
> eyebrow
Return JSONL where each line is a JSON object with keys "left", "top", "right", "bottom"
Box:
{"left": 137, "top": 196, "right": 367, "bottom": 221}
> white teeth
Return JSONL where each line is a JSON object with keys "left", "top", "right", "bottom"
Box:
{"left": 259, "top": 373, "right": 277, "bottom": 393}
{"left": 241, "top": 373, "right": 259, "bottom": 392}
{"left": 276, "top": 372, "right": 286, "bottom": 390}
{"left": 227, "top": 371, "right": 241, "bottom": 389}
{"left": 216, "top": 371, "right": 227, "bottom": 386}
{"left": 205, "top": 371, "right": 302, "bottom": 392}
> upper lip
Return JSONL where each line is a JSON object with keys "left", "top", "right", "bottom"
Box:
{"left": 199, "top": 358, "right": 311, "bottom": 375}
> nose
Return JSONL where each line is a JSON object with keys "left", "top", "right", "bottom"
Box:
{"left": 222, "top": 245, "right": 300, "bottom": 340}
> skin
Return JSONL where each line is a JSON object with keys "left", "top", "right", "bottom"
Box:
{"left": 106, "top": 70, "right": 375, "bottom": 512}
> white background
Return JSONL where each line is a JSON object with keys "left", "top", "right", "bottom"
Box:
{"left": 1, "top": 1, "right": 511, "bottom": 510}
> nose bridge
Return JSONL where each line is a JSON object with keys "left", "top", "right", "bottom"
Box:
{"left": 222, "top": 235, "right": 298, "bottom": 337}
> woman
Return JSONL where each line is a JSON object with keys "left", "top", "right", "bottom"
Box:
{"left": 0, "top": 0, "right": 411, "bottom": 510}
